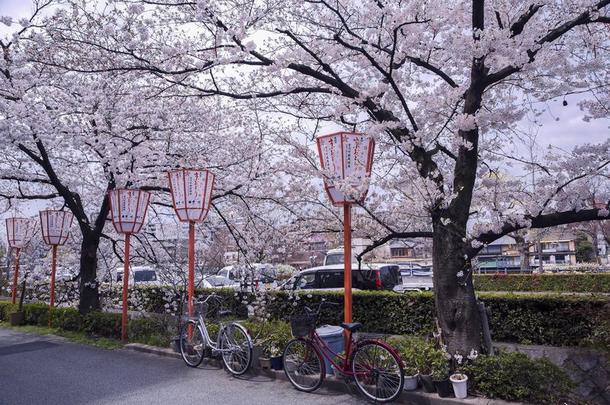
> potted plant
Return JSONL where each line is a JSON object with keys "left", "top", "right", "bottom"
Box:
{"left": 269, "top": 342, "right": 284, "bottom": 370}
{"left": 256, "top": 321, "right": 291, "bottom": 370}
{"left": 449, "top": 349, "right": 475, "bottom": 398}
{"left": 431, "top": 353, "right": 452, "bottom": 398}
{"left": 9, "top": 280, "right": 26, "bottom": 326}
{"left": 388, "top": 336, "right": 419, "bottom": 391}
{"left": 259, "top": 355, "right": 272, "bottom": 369}
{"left": 270, "top": 322, "right": 291, "bottom": 370}
{"left": 415, "top": 342, "right": 437, "bottom": 393}
{"left": 449, "top": 372, "right": 468, "bottom": 399}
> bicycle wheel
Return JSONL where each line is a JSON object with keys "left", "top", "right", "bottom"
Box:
{"left": 283, "top": 338, "right": 325, "bottom": 392}
{"left": 179, "top": 320, "right": 205, "bottom": 368}
{"left": 351, "top": 341, "right": 404, "bottom": 402}
{"left": 218, "top": 323, "right": 253, "bottom": 376}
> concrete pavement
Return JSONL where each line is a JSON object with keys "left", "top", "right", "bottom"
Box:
{"left": 0, "top": 327, "right": 365, "bottom": 405}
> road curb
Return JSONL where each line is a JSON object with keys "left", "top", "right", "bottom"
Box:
{"left": 122, "top": 344, "right": 521, "bottom": 405}
{"left": 124, "top": 343, "right": 181, "bottom": 359}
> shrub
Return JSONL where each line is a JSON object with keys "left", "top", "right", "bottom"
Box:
{"left": 387, "top": 335, "right": 437, "bottom": 376}
{"left": 84, "top": 311, "right": 122, "bottom": 339}
{"left": 463, "top": 351, "right": 574, "bottom": 404}
{"left": 473, "top": 273, "right": 610, "bottom": 293}
{"left": 23, "top": 303, "right": 50, "bottom": 326}
{"left": 11, "top": 286, "right": 610, "bottom": 348}
{"left": 54, "top": 308, "right": 84, "bottom": 332}
{"left": 0, "top": 302, "right": 18, "bottom": 321}
{"left": 244, "top": 319, "right": 291, "bottom": 357}
{"left": 129, "top": 316, "right": 173, "bottom": 347}
{"left": 482, "top": 293, "right": 609, "bottom": 346}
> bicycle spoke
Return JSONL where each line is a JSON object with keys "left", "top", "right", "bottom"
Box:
{"left": 220, "top": 324, "right": 252, "bottom": 375}
{"left": 283, "top": 339, "right": 324, "bottom": 392}
{"left": 352, "top": 342, "right": 404, "bottom": 402}
{"left": 180, "top": 322, "right": 205, "bottom": 368}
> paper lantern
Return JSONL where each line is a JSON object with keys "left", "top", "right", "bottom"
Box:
{"left": 5, "top": 217, "right": 35, "bottom": 248}
{"left": 39, "top": 210, "right": 74, "bottom": 246}
{"left": 316, "top": 132, "right": 375, "bottom": 206}
{"left": 108, "top": 189, "right": 151, "bottom": 234}
{"left": 167, "top": 169, "right": 215, "bottom": 222}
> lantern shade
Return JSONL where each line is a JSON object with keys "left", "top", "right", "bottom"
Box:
{"left": 316, "top": 132, "right": 375, "bottom": 206}
{"left": 168, "top": 169, "right": 215, "bottom": 222}
{"left": 5, "top": 217, "right": 35, "bottom": 249}
{"left": 108, "top": 189, "right": 151, "bottom": 234}
{"left": 39, "top": 210, "right": 74, "bottom": 246}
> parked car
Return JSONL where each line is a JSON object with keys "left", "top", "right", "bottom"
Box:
{"left": 202, "top": 275, "right": 240, "bottom": 290}
{"left": 116, "top": 266, "right": 160, "bottom": 286}
{"left": 217, "top": 263, "right": 278, "bottom": 289}
{"left": 281, "top": 263, "right": 400, "bottom": 291}
{"left": 397, "top": 264, "right": 433, "bottom": 291}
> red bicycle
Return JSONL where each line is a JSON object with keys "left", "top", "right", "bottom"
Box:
{"left": 283, "top": 301, "right": 404, "bottom": 402}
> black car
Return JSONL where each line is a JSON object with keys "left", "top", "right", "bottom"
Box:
{"left": 282, "top": 263, "right": 400, "bottom": 291}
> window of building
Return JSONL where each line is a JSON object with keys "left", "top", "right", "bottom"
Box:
{"left": 390, "top": 247, "right": 410, "bottom": 257}
{"left": 482, "top": 245, "right": 502, "bottom": 254}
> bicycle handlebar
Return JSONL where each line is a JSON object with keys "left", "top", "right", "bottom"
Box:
{"left": 200, "top": 293, "right": 224, "bottom": 304}
{"left": 302, "top": 299, "right": 340, "bottom": 317}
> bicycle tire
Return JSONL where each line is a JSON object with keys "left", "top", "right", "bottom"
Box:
{"left": 351, "top": 340, "right": 404, "bottom": 402}
{"left": 179, "top": 320, "right": 205, "bottom": 368}
{"left": 218, "top": 322, "right": 253, "bottom": 376}
{"left": 283, "top": 338, "right": 325, "bottom": 392}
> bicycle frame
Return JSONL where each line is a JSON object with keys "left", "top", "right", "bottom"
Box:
{"left": 307, "top": 329, "right": 403, "bottom": 378}
{"left": 308, "top": 329, "right": 353, "bottom": 375}
{"left": 193, "top": 313, "right": 234, "bottom": 354}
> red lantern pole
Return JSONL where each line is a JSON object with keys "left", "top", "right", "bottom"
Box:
{"left": 49, "top": 245, "right": 58, "bottom": 327}
{"left": 121, "top": 233, "right": 131, "bottom": 343}
{"left": 167, "top": 168, "right": 215, "bottom": 325}
{"left": 108, "top": 188, "right": 150, "bottom": 344}
{"left": 188, "top": 221, "right": 195, "bottom": 318}
{"left": 11, "top": 248, "right": 21, "bottom": 305}
{"left": 39, "top": 209, "right": 74, "bottom": 327}
{"left": 316, "top": 132, "right": 375, "bottom": 338}
{"left": 343, "top": 204, "right": 353, "bottom": 324}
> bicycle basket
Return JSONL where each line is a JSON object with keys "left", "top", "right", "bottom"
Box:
{"left": 183, "top": 301, "right": 208, "bottom": 319}
{"left": 290, "top": 313, "right": 317, "bottom": 337}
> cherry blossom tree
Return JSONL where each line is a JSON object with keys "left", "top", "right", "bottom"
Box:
{"left": 3, "top": 0, "right": 610, "bottom": 354}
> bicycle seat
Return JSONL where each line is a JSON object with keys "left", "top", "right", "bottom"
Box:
{"left": 218, "top": 309, "right": 233, "bottom": 317}
{"left": 340, "top": 322, "right": 362, "bottom": 332}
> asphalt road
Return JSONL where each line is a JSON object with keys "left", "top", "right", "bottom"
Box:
{"left": 0, "top": 327, "right": 366, "bottom": 405}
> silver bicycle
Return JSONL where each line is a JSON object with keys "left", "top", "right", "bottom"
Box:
{"left": 179, "top": 293, "right": 253, "bottom": 375}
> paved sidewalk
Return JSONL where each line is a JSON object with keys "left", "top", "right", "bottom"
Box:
{"left": 0, "top": 327, "right": 364, "bottom": 405}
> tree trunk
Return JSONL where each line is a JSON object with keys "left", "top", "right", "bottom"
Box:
{"left": 78, "top": 232, "right": 101, "bottom": 314}
{"left": 513, "top": 234, "right": 530, "bottom": 273}
{"left": 432, "top": 221, "right": 482, "bottom": 355}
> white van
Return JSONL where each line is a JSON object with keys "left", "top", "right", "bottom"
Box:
{"left": 116, "top": 266, "right": 160, "bottom": 286}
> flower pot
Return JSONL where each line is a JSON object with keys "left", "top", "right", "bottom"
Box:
{"left": 433, "top": 378, "right": 453, "bottom": 398}
{"left": 450, "top": 373, "right": 468, "bottom": 399}
{"left": 403, "top": 374, "right": 419, "bottom": 391}
{"left": 259, "top": 357, "right": 271, "bottom": 369}
{"left": 9, "top": 311, "right": 23, "bottom": 326}
{"left": 251, "top": 345, "right": 266, "bottom": 369}
{"left": 419, "top": 373, "right": 435, "bottom": 393}
{"left": 171, "top": 336, "right": 183, "bottom": 353}
{"left": 270, "top": 355, "right": 283, "bottom": 370}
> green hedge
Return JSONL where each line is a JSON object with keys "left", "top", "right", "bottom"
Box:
{"left": 132, "top": 287, "right": 609, "bottom": 347}
{"left": 463, "top": 351, "right": 574, "bottom": 404}
{"left": 473, "top": 273, "right": 610, "bottom": 293}
{"left": 2, "top": 288, "right": 609, "bottom": 349}
{"left": 0, "top": 302, "right": 174, "bottom": 344}
{"left": 263, "top": 291, "right": 609, "bottom": 348}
